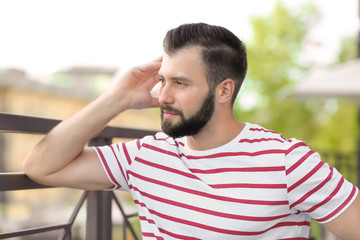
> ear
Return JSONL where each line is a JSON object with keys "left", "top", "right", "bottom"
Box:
{"left": 215, "top": 78, "right": 235, "bottom": 104}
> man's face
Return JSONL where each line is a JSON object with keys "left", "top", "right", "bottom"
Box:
{"left": 158, "top": 47, "right": 215, "bottom": 138}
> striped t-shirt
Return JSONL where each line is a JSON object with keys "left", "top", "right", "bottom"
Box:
{"left": 94, "top": 122, "right": 358, "bottom": 239}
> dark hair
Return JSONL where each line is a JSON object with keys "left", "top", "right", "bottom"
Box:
{"left": 163, "top": 23, "right": 247, "bottom": 104}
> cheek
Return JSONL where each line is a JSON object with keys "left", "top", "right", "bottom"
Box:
{"left": 181, "top": 93, "right": 206, "bottom": 116}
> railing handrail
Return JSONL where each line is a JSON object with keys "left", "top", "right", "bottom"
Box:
{"left": 0, "top": 111, "right": 156, "bottom": 239}
{"left": 0, "top": 172, "right": 51, "bottom": 191}
{"left": 0, "top": 112, "right": 158, "bottom": 138}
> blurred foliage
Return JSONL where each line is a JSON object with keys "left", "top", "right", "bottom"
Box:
{"left": 337, "top": 36, "right": 358, "bottom": 63}
{"left": 235, "top": 1, "right": 317, "bottom": 141}
{"left": 304, "top": 37, "right": 359, "bottom": 158}
{"left": 236, "top": 3, "right": 359, "bottom": 239}
{"left": 234, "top": 1, "right": 358, "bottom": 158}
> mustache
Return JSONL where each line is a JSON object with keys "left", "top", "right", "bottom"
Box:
{"left": 160, "top": 105, "right": 183, "bottom": 115}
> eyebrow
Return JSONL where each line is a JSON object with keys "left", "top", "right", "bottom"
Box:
{"left": 158, "top": 73, "right": 192, "bottom": 83}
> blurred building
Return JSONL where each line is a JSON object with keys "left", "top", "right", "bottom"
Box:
{"left": 51, "top": 66, "right": 118, "bottom": 94}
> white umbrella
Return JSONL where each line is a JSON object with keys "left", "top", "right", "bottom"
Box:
{"left": 294, "top": 59, "right": 360, "bottom": 102}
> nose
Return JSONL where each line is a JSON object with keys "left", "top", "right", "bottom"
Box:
{"left": 158, "top": 82, "right": 175, "bottom": 105}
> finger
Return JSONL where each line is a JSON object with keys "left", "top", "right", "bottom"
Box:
{"left": 137, "top": 56, "right": 163, "bottom": 72}
{"left": 137, "top": 61, "right": 162, "bottom": 74}
{"left": 152, "top": 55, "right": 163, "bottom": 63}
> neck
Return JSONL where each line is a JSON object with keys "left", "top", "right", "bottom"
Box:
{"left": 186, "top": 113, "right": 245, "bottom": 151}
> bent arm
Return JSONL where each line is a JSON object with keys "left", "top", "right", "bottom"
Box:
{"left": 23, "top": 92, "right": 123, "bottom": 190}
{"left": 23, "top": 58, "right": 162, "bottom": 190}
{"left": 323, "top": 193, "right": 360, "bottom": 239}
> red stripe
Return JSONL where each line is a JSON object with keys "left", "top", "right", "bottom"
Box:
{"left": 109, "top": 145, "right": 128, "bottom": 186}
{"left": 94, "top": 147, "right": 121, "bottom": 189}
{"left": 122, "top": 142, "right": 132, "bottom": 165}
{"left": 143, "top": 143, "right": 179, "bottom": 158}
{"left": 239, "top": 138, "right": 284, "bottom": 143}
{"left": 141, "top": 205, "right": 204, "bottom": 240}
{"left": 142, "top": 232, "right": 164, "bottom": 240}
{"left": 151, "top": 210, "right": 240, "bottom": 235}
{"left": 288, "top": 161, "right": 325, "bottom": 193}
{"left": 290, "top": 167, "right": 333, "bottom": 209}
{"left": 316, "top": 185, "right": 357, "bottom": 222}
{"left": 184, "top": 149, "right": 286, "bottom": 160}
{"left": 279, "top": 238, "right": 308, "bottom": 240}
{"left": 136, "top": 157, "right": 200, "bottom": 180}
{"left": 285, "top": 142, "right": 308, "bottom": 156}
{"left": 249, "top": 128, "right": 278, "bottom": 134}
{"left": 135, "top": 158, "right": 285, "bottom": 189}
{"left": 249, "top": 128, "right": 288, "bottom": 141}
{"left": 131, "top": 184, "right": 290, "bottom": 221}
{"left": 153, "top": 135, "right": 180, "bottom": 147}
{"left": 305, "top": 177, "right": 345, "bottom": 213}
{"left": 128, "top": 170, "right": 288, "bottom": 205}
{"left": 136, "top": 139, "right": 141, "bottom": 150}
{"left": 143, "top": 143, "right": 285, "bottom": 159}
{"left": 190, "top": 166, "right": 285, "bottom": 174}
{"left": 210, "top": 183, "right": 287, "bottom": 189}
{"left": 139, "top": 215, "right": 156, "bottom": 224}
{"left": 158, "top": 227, "right": 201, "bottom": 240}
{"left": 286, "top": 150, "right": 316, "bottom": 175}
{"left": 135, "top": 198, "right": 307, "bottom": 236}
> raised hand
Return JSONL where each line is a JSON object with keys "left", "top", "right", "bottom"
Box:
{"left": 110, "top": 56, "right": 162, "bottom": 110}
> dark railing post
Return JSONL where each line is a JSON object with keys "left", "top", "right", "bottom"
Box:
{"left": 86, "top": 137, "right": 113, "bottom": 240}
{"left": 86, "top": 191, "right": 113, "bottom": 240}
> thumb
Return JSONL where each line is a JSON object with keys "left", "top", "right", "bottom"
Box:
{"left": 137, "top": 61, "right": 162, "bottom": 74}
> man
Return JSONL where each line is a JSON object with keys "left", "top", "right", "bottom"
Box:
{"left": 24, "top": 23, "right": 360, "bottom": 239}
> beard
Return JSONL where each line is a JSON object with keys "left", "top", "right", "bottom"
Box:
{"left": 160, "top": 91, "right": 215, "bottom": 138}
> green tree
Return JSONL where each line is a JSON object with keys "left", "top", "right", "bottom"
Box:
{"left": 311, "top": 36, "right": 359, "bottom": 183}
{"left": 235, "top": 2, "right": 358, "bottom": 161}
{"left": 338, "top": 36, "right": 357, "bottom": 63}
{"left": 235, "top": 2, "right": 317, "bottom": 141}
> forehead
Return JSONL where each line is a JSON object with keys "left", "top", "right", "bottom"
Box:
{"left": 159, "top": 46, "right": 206, "bottom": 82}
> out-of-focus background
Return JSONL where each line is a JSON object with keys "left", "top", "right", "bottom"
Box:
{"left": 0, "top": 0, "right": 359, "bottom": 239}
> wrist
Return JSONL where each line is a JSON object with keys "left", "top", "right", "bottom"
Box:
{"left": 95, "top": 90, "right": 129, "bottom": 119}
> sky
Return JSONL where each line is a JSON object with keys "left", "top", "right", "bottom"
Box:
{"left": 0, "top": 0, "right": 358, "bottom": 76}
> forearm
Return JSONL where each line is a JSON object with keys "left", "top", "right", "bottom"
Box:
{"left": 23, "top": 91, "right": 126, "bottom": 178}
{"left": 23, "top": 58, "right": 161, "bottom": 187}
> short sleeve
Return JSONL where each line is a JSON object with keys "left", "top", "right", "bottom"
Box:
{"left": 285, "top": 139, "right": 358, "bottom": 223}
{"left": 93, "top": 138, "right": 142, "bottom": 191}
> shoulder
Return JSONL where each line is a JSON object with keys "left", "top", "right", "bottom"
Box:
{"left": 239, "top": 123, "right": 314, "bottom": 159}
{"left": 242, "top": 123, "right": 295, "bottom": 148}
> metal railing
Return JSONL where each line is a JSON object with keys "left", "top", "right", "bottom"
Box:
{"left": 0, "top": 112, "right": 157, "bottom": 239}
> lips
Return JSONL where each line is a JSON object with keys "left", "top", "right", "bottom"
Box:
{"left": 161, "top": 105, "right": 182, "bottom": 120}
{"left": 162, "top": 111, "right": 179, "bottom": 119}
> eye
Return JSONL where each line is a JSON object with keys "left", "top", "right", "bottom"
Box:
{"left": 176, "top": 81, "right": 186, "bottom": 86}
{"left": 159, "top": 78, "right": 166, "bottom": 85}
